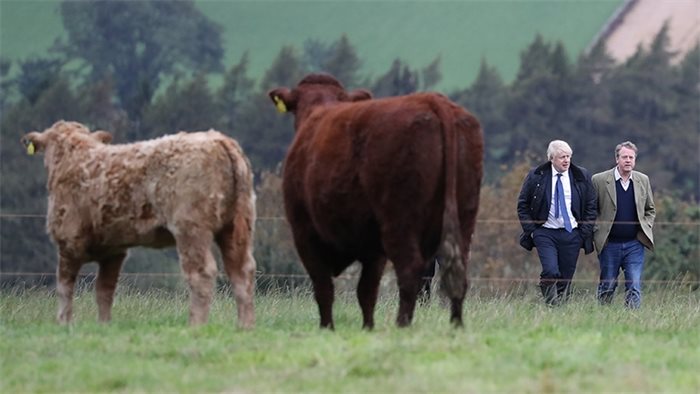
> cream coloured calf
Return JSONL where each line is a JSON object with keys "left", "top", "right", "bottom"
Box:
{"left": 22, "top": 121, "right": 256, "bottom": 328}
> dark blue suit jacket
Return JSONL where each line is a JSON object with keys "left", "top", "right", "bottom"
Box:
{"left": 516, "top": 162, "right": 597, "bottom": 254}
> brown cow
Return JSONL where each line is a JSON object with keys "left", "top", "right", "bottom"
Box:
{"left": 269, "top": 74, "right": 483, "bottom": 329}
{"left": 21, "top": 121, "right": 256, "bottom": 328}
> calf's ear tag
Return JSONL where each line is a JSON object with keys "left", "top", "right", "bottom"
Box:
{"left": 273, "top": 96, "right": 287, "bottom": 113}
{"left": 27, "top": 142, "right": 35, "bottom": 155}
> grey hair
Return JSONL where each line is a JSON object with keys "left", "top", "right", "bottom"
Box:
{"left": 546, "top": 140, "right": 572, "bottom": 160}
{"left": 615, "top": 141, "right": 638, "bottom": 158}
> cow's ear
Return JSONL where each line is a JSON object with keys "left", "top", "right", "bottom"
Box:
{"left": 348, "top": 89, "right": 372, "bottom": 102}
{"left": 268, "top": 88, "right": 295, "bottom": 113}
{"left": 92, "top": 130, "right": 113, "bottom": 144}
{"left": 21, "top": 132, "right": 46, "bottom": 155}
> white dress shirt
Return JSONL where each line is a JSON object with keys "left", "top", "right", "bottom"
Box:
{"left": 544, "top": 165, "right": 578, "bottom": 230}
{"left": 614, "top": 167, "right": 631, "bottom": 191}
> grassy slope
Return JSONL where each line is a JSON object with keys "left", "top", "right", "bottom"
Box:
{"left": 0, "top": 1, "right": 64, "bottom": 59}
{"left": 2, "top": 287, "right": 699, "bottom": 392}
{"left": 1, "top": 0, "right": 622, "bottom": 91}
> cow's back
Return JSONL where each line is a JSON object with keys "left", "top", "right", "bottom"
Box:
{"left": 283, "top": 93, "right": 476, "bottom": 259}
{"left": 48, "top": 131, "right": 240, "bottom": 252}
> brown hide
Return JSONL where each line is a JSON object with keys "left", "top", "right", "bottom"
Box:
{"left": 22, "top": 121, "right": 256, "bottom": 328}
{"left": 269, "top": 74, "right": 483, "bottom": 329}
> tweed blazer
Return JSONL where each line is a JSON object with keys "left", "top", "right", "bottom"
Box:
{"left": 591, "top": 168, "right": 655, "bottom": 254}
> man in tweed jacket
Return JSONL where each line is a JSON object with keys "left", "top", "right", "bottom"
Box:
{"left": 592, "top": 141, "right": 655, "bottom": 309}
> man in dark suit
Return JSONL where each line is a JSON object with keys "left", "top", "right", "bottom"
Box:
{"left": 517, "top": 140, "right": 597, "bottom": 305}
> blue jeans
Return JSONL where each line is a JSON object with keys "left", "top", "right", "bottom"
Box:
{"left": 597, "top": 239, "right": 645, "bottom": 308}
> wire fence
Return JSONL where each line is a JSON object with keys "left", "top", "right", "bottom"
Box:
{"left": 0, "top": 273, "right": 700, "bottom": 301}
{"left": 2, "top": 212, "right": 699, "bottom": 294}
{"left": 2, "top": 212, "right": 699, "bottom": 226}
{"left": 2, "top": 269, "right": 698, "bottom": 300}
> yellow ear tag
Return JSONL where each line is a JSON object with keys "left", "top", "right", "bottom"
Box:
{"left": 27, "top": 142, "right": 35, "bottom": 155}
{"left": 273, "top": 96, "right": 287, "bottom": 113}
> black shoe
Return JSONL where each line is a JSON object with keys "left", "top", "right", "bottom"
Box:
{"left": 557, "top": 284, "right": 572, "bottom": 304}
{"left": 540, "top": 283, "right": 560, "bottom": 306}
{"left": 598, "top": 292, "right": 614, "bottom": 305}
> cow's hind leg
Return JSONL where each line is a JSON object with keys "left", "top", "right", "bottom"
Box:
{"left": 419, "top": 258, "right": 438, "bottom": 304}
{"left": 309, "top": 271, "right": 335, "bottom": 329}
{"left": 385, "top": 242, "right": 424, "bottom": 327}
{"left": 450, "top": 296, "right": 465, "bottom": 327}
{"left": 291, "top": 227, "right": 344, "bottom": 329}
{"left": 444, "top": 250, "right": 467, "bottom": 328}
{"left": 448, "top": 207, "right": 477, "bottom": 327}
{"left": 175, "top": 230, "right": 217, "bottom": 326}
{"left": 56, "top": 255, "right": 81, "bottom": 324}
{"left": 217, "top": 225, "right": 256, "bottom": 329}
{"left": 394, "top": 263, "right": 424, "bottom": 327}
{"left": 357, "top": 257, "right": 387, "bottom": 330}
{"left": 438, "top": 250, "right": 467, "bottom": 328}
{"left": 95, "top": 252, "right": 126, "bottom": 322}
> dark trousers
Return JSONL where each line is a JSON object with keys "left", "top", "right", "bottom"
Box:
{"left": 533, "top": 227, "right": 583, "bottom": 305}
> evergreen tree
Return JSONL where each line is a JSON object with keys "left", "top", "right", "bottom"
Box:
{"left": 550, "top": 42, "right": 573, "bottom": 80}
{"left": 646, "top": 195, "right": 700, "bottom": 288}
{"left": 0, "top": 76, "right": 87, "bottom": 282}
{"left": 514, "top": 34, "right": 552, "bottom": 82}
{"left": 14, "top": 57, "right": 64, "bottom": 105}
{"left": 421, "top": 55, "right": 442, "bottom": 91}
{"left": 608, "top": 24, "right": 678, "bottom": 191}
{"left": 302, "top": 38, "right": 330, "bottom": 73}
{"left": 141, "top": 73, "right": 217, "bottom": 139}
{"left": 237, "top": 46, "right": 305, "bottom": 170}
{"left": 568, "top": 40, "right": 617, "bottom": 170}
{"left": 216, "top": 52, "right": 256, "bottom": 139}
{"left": 259, "top": 46, "right": 305, "bottom": 91}
{"left": 451, "top": 58, "right": 508, "bottom": 182}
{"left": 578, "top": 40, "right": 617, "bottom": 82}
{"left": 321, "top": 34, "right": 363, "bottom": 88}
{"left": 372, "top": 58, "right": 418, "bottom": 97}
{"left": 301, "top": 34, "right": 363, "bottom": 88}
{"left": 0, "top": 57, "right": 13, "bottom": 113}
{"left": 79, "top": 77, "right": 130, "bottom": 137}
{"left": 676, "top": 43, "right": 699, "bottom": 95}
{"left": 507, "top": 36, "right": 575, "bottom": 158}
{"left": 667, "top": 44, "right": 700, "bottom": 199}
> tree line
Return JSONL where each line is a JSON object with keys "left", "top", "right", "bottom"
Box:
{"left": 1, "top": 1, "right": 697, "bottom": 287}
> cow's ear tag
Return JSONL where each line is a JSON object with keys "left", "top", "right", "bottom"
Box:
{"left": 273, "top": 96, "right": 287, "bottom": 113}
{"left": 26, "top": 142, "right": 35, "bottom": 155}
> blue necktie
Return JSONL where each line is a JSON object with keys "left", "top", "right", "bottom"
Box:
{"left": 555, "top": 173, "right": 573, "bottom": 232}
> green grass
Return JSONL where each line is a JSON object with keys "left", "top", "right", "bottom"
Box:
{"left": 2, "top": 284, "right": 699, "bottom": 392}
{"left": 0, "top": 0, "right": 623, "bottom": 90}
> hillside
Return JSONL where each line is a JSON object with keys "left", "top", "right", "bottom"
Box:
{"left": 0, "top": 0, "right": 622, "bottom": 91}
{"left": 597, "top": 0, "right": 699, "bottom": 63}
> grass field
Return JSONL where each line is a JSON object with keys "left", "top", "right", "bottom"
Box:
{"left": 2, "top": 284, "right": 698, "bottom": 393}
{"left": 0, "top": 0, "right": 622, "bottom": 90}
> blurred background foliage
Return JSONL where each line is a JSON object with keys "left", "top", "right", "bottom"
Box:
{"left": 1, "top": 1, "right": 697, "bottom": 290}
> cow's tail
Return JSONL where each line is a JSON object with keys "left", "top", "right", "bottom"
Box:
{"left": 431, "top": 96, "right": 470, "bottom": 300}
{"left": 218, "top": 136, "right": 257, "bottom": 328}
{"left": 221, "top": 136, "right": 257, "bottom": 276}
